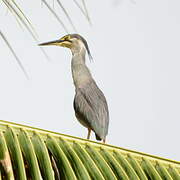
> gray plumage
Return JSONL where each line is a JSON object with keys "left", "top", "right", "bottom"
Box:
{"left": 39, "top": 34, "right": 109, "bottom": 142}
{"left": 70, "top": 34, "right": 109, "bottom": 141}
{"left": 74, "top": 80, "right": 109, "bottom": 140}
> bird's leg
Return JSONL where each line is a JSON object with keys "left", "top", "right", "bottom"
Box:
{"left": 87, "top": 128, "right": 91, "bottom": 139}
{"left": 103, "top": 138, "right": 106, "bottom": 144}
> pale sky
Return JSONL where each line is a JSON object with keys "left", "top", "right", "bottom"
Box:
{"left": 0, "top": 0, "right": 180, "bottom": 161}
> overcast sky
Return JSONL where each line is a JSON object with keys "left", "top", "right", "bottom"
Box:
{"left": 0, "top": 0, "right": 180, "bottom": 161}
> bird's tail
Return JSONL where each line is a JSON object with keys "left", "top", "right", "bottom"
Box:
{"left": 95, "top": 133, "right": 102, "bottom": 141}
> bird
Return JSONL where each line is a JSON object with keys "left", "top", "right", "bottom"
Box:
{"left": 39, "top": 34, "right": 109, "bottom": 143}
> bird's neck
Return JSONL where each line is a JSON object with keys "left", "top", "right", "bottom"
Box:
{"left": 71, "top": 40, "right": 86, "bottom": 57}
{"left": 71, "top": 51, "right": 92, "bottom": 88}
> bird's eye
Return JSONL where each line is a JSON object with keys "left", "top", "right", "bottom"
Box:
{"left": 66, "top": 38, "right": 72, "bottom": 43}
{"left": 64, "top": 36, "right": 71, "bottom": 42}
{"left": 66, "top": 36, "right": 70, "bottom": 40}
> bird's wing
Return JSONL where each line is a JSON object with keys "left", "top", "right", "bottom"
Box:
{"left": 74, "top": 80, "right": 109, "bottom": 139}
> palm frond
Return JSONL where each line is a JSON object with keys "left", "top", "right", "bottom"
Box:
{"left": 41, "top": 0, "right": 69, "bottom": 33}
{"left": 0, "top": 31, "right": 29, "bottom": 79}
{"left": 81, "top": 0, "right": 91, "bottom": 24}
{"left": 9, "top": 0, "right": 36, "bottom": 35}
{"left": 56, "top": 0, "right": 77, "bottom": 32}
{"left": 2, "top": 0, "right": 37, "bottom": 39}
{"left": 0, "top": 119, "right": 179, "bottom": 179}
{"left": 1, "top": 0, "right": 91, "bottom": 75}
{"left": 73, "top": 0, "right": 91, "bottom": 24}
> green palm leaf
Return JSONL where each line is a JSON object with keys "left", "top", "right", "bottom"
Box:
{"left": 0, "top": 120, "right": 179, "bottom": 179}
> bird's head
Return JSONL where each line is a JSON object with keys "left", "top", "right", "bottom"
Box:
{"left": 39, "top": 34, "right": 92, "bottom": 59}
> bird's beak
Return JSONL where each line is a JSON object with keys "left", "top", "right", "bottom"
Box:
{"left": 38, "top": 39, "right": 65, "bottom": 46}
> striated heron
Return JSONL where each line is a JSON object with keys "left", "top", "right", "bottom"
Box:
{"left": 39, "top": 34, "right": 109, "bottom": 143}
